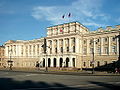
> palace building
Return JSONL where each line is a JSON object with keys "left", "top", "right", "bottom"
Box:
{"left": 4, "top": 21, "right": 120, "bottom": 69}
{"left": 0, "top": 45, "right": 5, "bottom": 68}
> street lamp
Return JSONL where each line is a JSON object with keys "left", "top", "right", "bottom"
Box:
{"left": 92, "top": 48, "right": 95, "bottom": 74}
{"left": 41, "top": 38, "right": 51, "bottom": 72}
{"left": 91, "top": 39, "right": 98, "bottom": 74}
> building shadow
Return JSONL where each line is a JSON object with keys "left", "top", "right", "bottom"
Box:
{"left": 94, "top": 59, "right": 120, "bottom": 73}
{"left": 89, "top": 81, "right": 120, "bottom": 90}
{"left": 0, "top": 78, "right": 82, "bottom": 90}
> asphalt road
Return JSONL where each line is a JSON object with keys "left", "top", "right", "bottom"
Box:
{"left": 0, "top": 71, "right": 120, "bottom": 90}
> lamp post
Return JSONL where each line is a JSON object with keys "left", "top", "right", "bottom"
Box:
{"left": 92, "top": 48, "right": 95, "bottom": 74}
{"left": 41, "top": 38, "right": 52, "bottom": 72}
{"left": 91, "top": 39, "right": 98, "bottom": 74}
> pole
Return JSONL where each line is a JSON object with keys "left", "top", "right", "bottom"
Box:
{"left": 92, "top": 48, "right": 94, "bottom": 74}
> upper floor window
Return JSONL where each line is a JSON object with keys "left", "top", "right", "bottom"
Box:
{"left": 104, "top": 37, "right": 108, "bottom": 42}
{"left": 67, "top": 46, "right": 69, "bottom": 52}
{"left": 50, "top": 48, "right": 52, "bottom": 54}
{"left": 89, "top": 40, "right": 93, "bottom": 45}
{"left": 97, "top": 47, "right": 101, "bottom": 55}
{"left": 112, "top": 36, "right": 116, "bottom": 41}
{"left": 90, "top": 48, "right": 93, "bottom": 54}
{"left": 55, "top": 47, "right": 57, "bottom": 53}
{"left": 73, "top": 46, "right": 75, "bottom": 53}
{"left": 83, "top": 48, "right": 87, "bottom": 55}
{"left": 104, "top": 47, "right": 109, "bottom": 54}
{"left": 112, "top": 46, "right": 116, "bottom": 54}
{"left": 83, "top": 40, "right": 86, "bottom": 44}
{"left": 61, "top": 47, "right": 63, "bottom": 53}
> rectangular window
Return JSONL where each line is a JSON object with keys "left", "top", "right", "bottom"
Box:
{"left": 73, "top": 46, "right": 75, "bottom": 53}
{"left": 97, "top": 47, "right": 101, "bottom": 55}
{"left": 55, "top": 47, "right": 57, "bottom": 53}
{"left": 104, "top": 37, "right": 108, "bottom": 42}
{"left": 112, "top": 46, "right": 116, "bottom": 54}
{"left": 83, "top": 48, "right": 87, "bottom": 55}
{"left": 61, "top": 47, "right": 63, "bottom": 53}
{"left": 104, "top": 47, "right": 109, "bottom": 54}
{"left": 90, "top": 61, "right": 92, "bottom": 67}
{"left": 97, "top": 61, "right": 100, "bottom": 67}
{"left": 112, "top": 36, "right": 116, "bottom": 41}
{"left": 67, "top": 47, "right": 69, "bottom": 52}
{"left": 83, "top": 62, "right": 86, "bottom": 66}
{"left": 90, "top": 48, "right": 93, "bottom": 54}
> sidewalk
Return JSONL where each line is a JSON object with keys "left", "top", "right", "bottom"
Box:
{"left": 0, "top": 68, "right": 120, "bottom": 76}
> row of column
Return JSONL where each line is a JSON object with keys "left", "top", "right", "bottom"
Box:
{"left": 47, "top": 37, "right": 80, "bottom": 54}
{"left": 43, "top": 57, "right": 76, "bottom": 67}
{"left": 5, "top": 44, "right": 42, "bottom": 57}
{"left": 86, "top": 37, "right": 119, "bottom": 55}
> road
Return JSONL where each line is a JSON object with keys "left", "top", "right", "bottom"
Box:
{"left": 0, "top": 71, "right": 120, "bottom": 90}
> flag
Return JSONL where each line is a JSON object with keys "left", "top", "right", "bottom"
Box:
{"left": 62, "top": 15, "right": 65, "bottom": 18}
{"left": 60, "top": 29, "right": 63, "bottom": 32}
{"left": 68, "top": 13, "right": 71, "bottom": 17}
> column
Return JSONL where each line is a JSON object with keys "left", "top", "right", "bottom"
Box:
{"left": 93, "top": 38, "right": 96, "bottom": 55}
{"left": 69, "top": 38, "right": 72, "bottom": 53}
{"left": 108, "top": 37, "right": 111, "bottom": 55}
{"left": 5, "top": 46, "right": 8, "bottom": 57}
{"left": 101, "top": 37, "right": 103, "bottom": 55}
{"left": 31, "top": 45, "right": 33, "bottom": 57}
{"left": 23, "top": 45, "right": 26, "bottom": 57}
{"left": 52, "top": 40, "right": 54, "bottom": 54}
{"left": 16, "top": 45, "right": 19, "bottom": 56}
{"left": 51, "top": 58, "right": 54, "bottom": 67}
{"left": 87, "top": 39, "right": 90, "bottom": 55}
{"left": 63, "top": 39, "right": 66, "bottom": 53}
{"left": 28, "top": 45, "right": 30, "bottom": 56}
{"left": 69, "top": 57, "right": 73, "bottom": 67}
{"left": 116, "top": 37, "right": 119, "bottom": 55}
{"left": 75, "top": 37, "right": 79, "bottom": 53}
{"left": 57, "top": 58, "right": 60, "bottom": 67}
{"left": 35, "top": 44, "right": 37, "bottom": 56}
{"left": 57, "top": 39, "right": 60, "bottom": 54}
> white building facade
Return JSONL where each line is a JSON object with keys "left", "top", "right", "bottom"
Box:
{"left": 4, "top": 22, "right": 120, "bottom": 69}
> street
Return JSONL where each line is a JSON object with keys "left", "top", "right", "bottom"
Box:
{"left": 0, "top": 71, "right": 120, "bottom": 90}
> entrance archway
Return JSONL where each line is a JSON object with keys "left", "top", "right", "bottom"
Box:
{"left": 43, "top": 58, "right": 45, "bottom": 67}
{"left": 53, "top": 58, "right": 57, "bottom": 67}
{"left": 48, "top": 58, "right": 51, "bottom": 67}
{"left": 72, "top": 58, "right": 75, "bottom": 67}
{"left": 66, "top": 57, "right": 69, "bottom": 67}
{"left": 60, "top": 58, "right": 63, "bottom": 67}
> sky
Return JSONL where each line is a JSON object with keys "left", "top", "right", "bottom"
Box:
{"left": 0, "top": 0, "right": 120, "bottom": 45}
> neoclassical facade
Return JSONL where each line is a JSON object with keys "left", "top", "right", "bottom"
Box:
{"left": 4, "top": 22, "right": 120, "bottom": 69}
{"left": 0, "top": 45, "right": 5, "bottom": 68}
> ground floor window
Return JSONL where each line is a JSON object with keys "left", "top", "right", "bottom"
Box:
{"left": 53, "top": 58, "right": 56, "bottom": 67}
{"left": 60, "top": 58, "right": 63, "bottom": 67}
{"left": 72, "top": 58, "right": 75, "bottom": 67}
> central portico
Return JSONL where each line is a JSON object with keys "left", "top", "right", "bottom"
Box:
{"left": 41, "top": 21, "right": 89, "bottom": 69}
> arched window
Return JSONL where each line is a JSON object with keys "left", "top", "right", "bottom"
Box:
{"left": 66, "top": 58, "right": 69, "bottom": 67}
{"left": 60, "top": 58, "right": 63, "bottom": 67}
{"left": 53, "top": 58, "right": 57, "bottom": 67}
{"left": 48, "top": 58, "right": 51, "bottom": 67}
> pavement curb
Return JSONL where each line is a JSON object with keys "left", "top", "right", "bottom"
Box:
{"left": 0, "top": 69, "right": 120, "bottom": 76}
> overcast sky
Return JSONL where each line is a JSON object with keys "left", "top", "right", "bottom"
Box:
{"left": 0, "top": 0, "right": 120, "bottom": 45}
